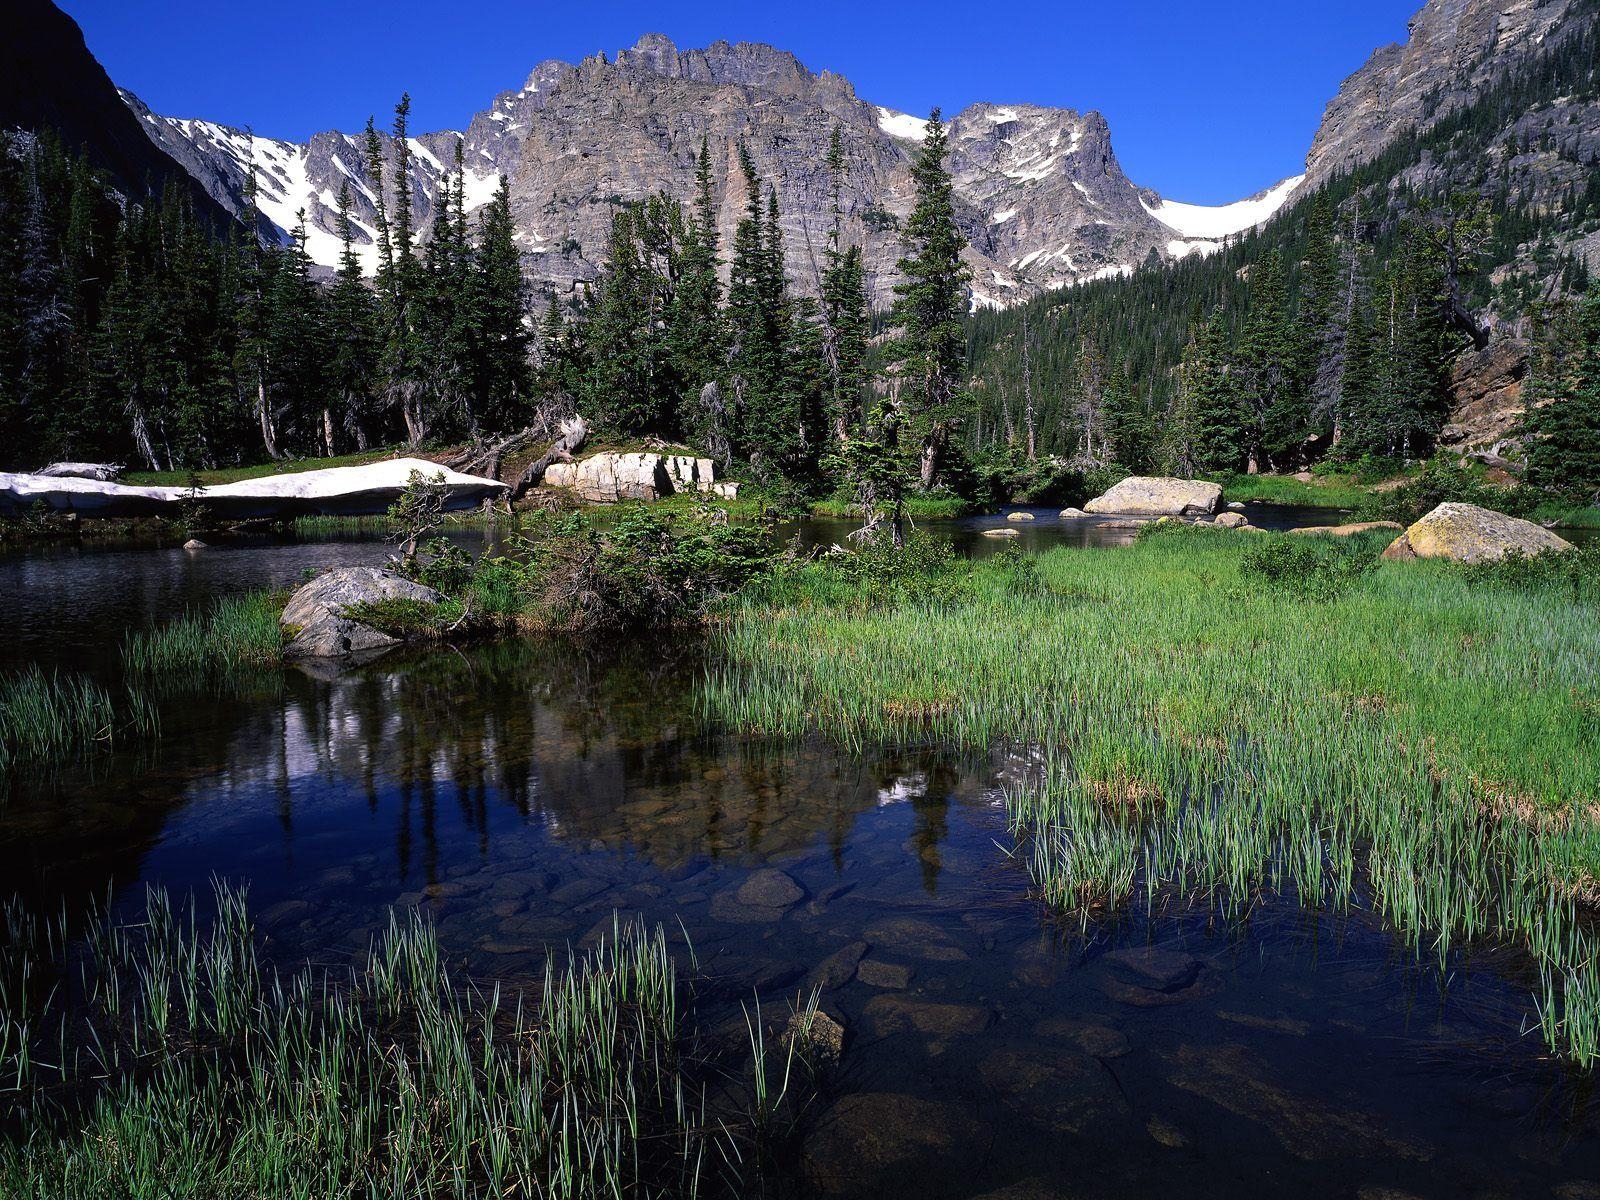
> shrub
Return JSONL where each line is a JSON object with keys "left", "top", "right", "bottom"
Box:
{"left": 989, "top": 543, "right": 1043, "bottom": 597}
{"left": 408, "top": 537, "right": 475, "bottom": 593}
{"left": 512, "top": 508, "right": 775, "bottom": 631}
{"left": 341, "top": 597, "right": 453, "bottom": 638}
{"left": 1459, "top": 543, "right": 1600, "bottom": 605}
{"left": 1240, "top": 534, "right": 1376, "bottom": 601}
{"left": 1356, "top": 458, "right": 1540, "bottom": 525}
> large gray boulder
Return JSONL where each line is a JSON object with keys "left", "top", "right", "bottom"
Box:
{"left": 1085, "top": 477, "right": 1223, "bottom": 517}
{"left": 1381, "top": 502, "right": 1573, "bottom": 564}
{"left": 280, "top": 567, "right": 443, "bottom": 659}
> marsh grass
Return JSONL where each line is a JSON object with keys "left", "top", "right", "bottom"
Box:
{"left": 0, "top": 667, "right": 157, "bottom": 771}
{"left": 0, "top": 886, "right": 772, "bottom": 1198}
{"left": 708, "top": 525, "right": 1600, "bottom": 1062}
{"left": 122, "top": 591, "right": 287, "bottom": 679}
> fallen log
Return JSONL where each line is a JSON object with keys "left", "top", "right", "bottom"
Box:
{"left": 510, "top": 417, "right": 590, "bottom": 502}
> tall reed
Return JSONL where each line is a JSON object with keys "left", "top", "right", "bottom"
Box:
{"left": 0, "top": 885, "right": 765, "bottom": 1198}
{"left": 0, "top": 666, "right": 157, "bottom": 771}
{"left": 709, "top": 527, "right": 1600, "bottom": 1062}
{"left": 122, "top": 591, "right": 286, "bottom": 678}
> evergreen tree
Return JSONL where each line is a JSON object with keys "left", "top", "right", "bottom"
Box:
{"left": 1524, "top": 279, "right": 1600, "bottom": 499}
{"left": 889, "top": 110, "right": 970, "bottom": 490}
{"left": 1172, "top": 308, "right": 1245, "bottom": 474}
{"left": 471, "top": 174, "right": 533, "bottom": 430}
{"left": 819, "top": 128, "right": 869, "bottom": 449}
{"left": 724, "top": 150, "right": 794, "bottom": 477}
{"left": 669, "top": 137, "right": 725, "bottom": 442}
{"left": 1234, "top": 251, "right": 1307, "bottom": 471}
{"left": 327, "top": 182, "right": 379, "bottom": 450}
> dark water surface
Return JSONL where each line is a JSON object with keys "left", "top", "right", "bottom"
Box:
{"left": 3, "top": 515, "right": 1599, "bottom": 1198}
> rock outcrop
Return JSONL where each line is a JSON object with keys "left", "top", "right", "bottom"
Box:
{"left": 1380, "top": 502, "right": 1572, "bottom": 563}
{"left": 1440, "top": 339, "right": 1529, "bottom": 452}
{"left": 37, "top": 462, "right": 124, "bottom": 481}
{"left": 1085, "top": 477, "right": 1223, "bottom": 518}
{"left": 541, "top": 452, "right": 735, "bottom": 503}
{"left": 280, "top": 567, "right": 443, "bottom": 659}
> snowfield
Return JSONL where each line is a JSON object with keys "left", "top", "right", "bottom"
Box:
{"left": 1141, "top": 175, "right": 1305, "bottom": 241}
{"left": 0, "top": 458, "right": 507, "bottom": 519}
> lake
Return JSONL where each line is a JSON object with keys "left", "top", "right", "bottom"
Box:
{"left": 3, "top": 510, "right": 1597, "bottom": 1198}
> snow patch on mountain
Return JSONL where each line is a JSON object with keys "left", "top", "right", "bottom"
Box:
{"left": 1142, "top": 174, "right": 1304, "bottom": 241}
{"left": 875, "top": 107, "right": 933, "bottom": 141}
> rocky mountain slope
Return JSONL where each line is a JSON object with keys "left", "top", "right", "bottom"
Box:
{"left": 123, "top": 34, "right": 1295, "bottom": 308}
{"left": 1303, "top": 0, "right": 1584, "bottom": 188}
{"left": 1, "top": 0, "right": 231, "bottom": 226}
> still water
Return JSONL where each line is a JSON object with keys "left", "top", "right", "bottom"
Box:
{"left": 2, "top": 513, "right": 1598, "bottom": 1198}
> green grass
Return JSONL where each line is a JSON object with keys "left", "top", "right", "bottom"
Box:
{"left": 1216, "top": 471, "right": 1374, "bottom": 509}
{"left": 0, "top": 885, "right": 787, "bottom": 1198}
{"left": 0, "top": 667, "right": 157, "bottom": 771}
{"left": 122, "top": 591, "right": 287, "bottom": 678}
{"left": 707, "top": 525, "right": 1600, "bottom": 1063}
{"left": 1538, "top": 505, "right": 1600, "bottom": 530}
{"left": 809, "top": 492, "right": 975, "bottom": 521}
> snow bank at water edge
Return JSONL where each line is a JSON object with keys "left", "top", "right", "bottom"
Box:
{"left": 0, "top": 458, "right": 508, "bottom": 519}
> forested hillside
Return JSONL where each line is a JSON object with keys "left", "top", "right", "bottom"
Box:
{"left": 965, "top": 7, "right": 1600, "bottom": 477}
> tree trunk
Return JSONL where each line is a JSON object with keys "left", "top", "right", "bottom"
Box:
{"left": 509, "top": 416, "right": 590, "bottom": 502}
{"left": 918, "top": 434, "right": 940, "bottom": 490}
{"left": 257, "top": 375, "right": 281, "bottom": 461}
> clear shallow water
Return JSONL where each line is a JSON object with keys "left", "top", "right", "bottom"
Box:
{"left": 3, "top": 517, "right": 1600, "bottom": 1198}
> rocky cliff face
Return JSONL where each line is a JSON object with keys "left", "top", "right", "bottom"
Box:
{"left": 124, "top": 34, "right": 1289, "bottom": 307}
{"left": 1, "top": 0, "right": 231, "bottom": 227}
{"left": 1303, "top": 0, "right": 1589, "bottom": 188}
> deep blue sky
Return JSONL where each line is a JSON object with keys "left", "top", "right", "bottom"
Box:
{"left": 63, "top": 0, "right": 1419, "bottom": 204}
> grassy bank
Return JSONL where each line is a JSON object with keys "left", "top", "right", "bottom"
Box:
{"left": 1217, "top": 471, "right": 1376, "bottom": 509}
{"left": 707, "top": 526, "right": 1600, "bottom": 1062}
{"left": 0, "top": 886, "right": 797, "bottom": 1198}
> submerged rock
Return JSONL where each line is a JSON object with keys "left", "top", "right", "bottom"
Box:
{"left": 1006, "top": 511, "right": 1036, "bottom": 522}
{"left": 1289, "top": 521, "right": 1403, "bottom": 538}
{"left": 982, "top": 527, "right": 1021, "bottom": 538}
{"left": 977, "top": 1044, "right": 1129, "bottom": 1133}
{"left": 810, "top": 940, "right": 868, "bottom": 990}
{"left": 1085, "top": 476, "right": 1223, "bottom": 517}
{"left": 280, "top": 566, "right": 443, "bottom": 660}
{"left": 736, "top": 868, "right": 805, "bottom": 909}
{"left": 804, "top": 1093, "right": 988, "bottom": 1193}
{"left": 1058, "top": 506, "right": 1087, "bottom": 518}
{"left": 784, "top": 1008, "right": 845, "bottom": 1071}
{"left": 1381, "top": 502, "right": 1571, "bottom": 564}
{"left": 864, "top": 995, "right": 993, "bottom": 1038}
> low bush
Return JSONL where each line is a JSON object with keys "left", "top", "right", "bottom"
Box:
{"left": 1355, "top": 457, "right": 1541, "bottom": 525}
{"left": 1459, "top": 542, "right": 1600, "bottom": 604}
{"left": 1239, "top": 533, "right": 1377, "bottom": 601}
